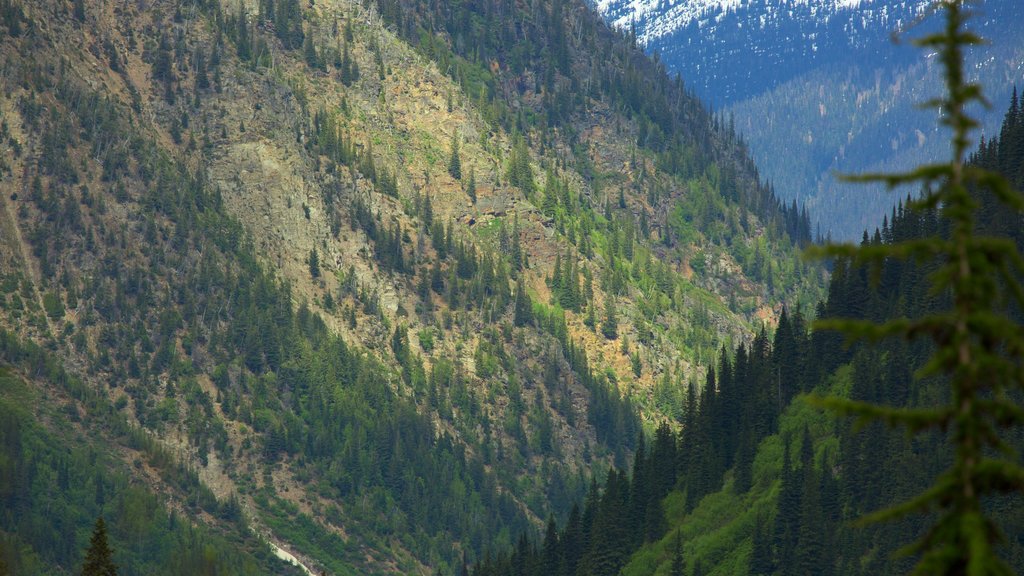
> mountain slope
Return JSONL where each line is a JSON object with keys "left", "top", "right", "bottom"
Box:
{"left": 471, "top": 92, "right": 1024, "bottom": 576}
{"left": 0, "top": 0, "right": 821, "bottom": 572}
{"left": 0, "top": 335, "right": 291, "bottom": 575}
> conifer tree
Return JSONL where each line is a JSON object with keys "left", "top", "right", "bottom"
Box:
{"left": 303, "top": 28, "right": 319, "bottom": 69}
{"left": 551, "top": 252, "right": 563, "bottom": 297}
{"left": 308, "top": 248, "right": 320, "bottom": 278}
{"left": 448, "top": 133, "right": 462, "bottom": 180}
{"left": 423, "top": 193, "right": 434, "bottom": 228}
{"left": 235, "top": 7, "right": 251, "bottom": 62}
{"left": 466, "top": 168, "right": 476, "bottom": 203}
{"left": 514, "top": 277, "right": 532, "bottom": 327}
{"left": 812, "top": 2, "right": 1024, "bottom": 573}
{"left": 670, "top": 531, "right": 685, "bottom": 576}
{"left": 601, "top": 294, "right": 618, "bottom": 340}
{"left": 506, "top": 137, "right": 535, "bottom": 194}
{"left": 510, "top": 214, "right": 523, "bottom": 272}
{"left": 81, "top": 517, "right": 117, "bottom": 576}
{"left": 340, "top": 40, "right": 356, "bottom": 85}
{"left": 749, "top": 516, "right": 774, "bottom": 576}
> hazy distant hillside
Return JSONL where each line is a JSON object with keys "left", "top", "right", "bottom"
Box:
{"left": 589, "top": 0, "right": 1024, "bottom": 237}
{"left": 594, "top": 0, "right": 935, "bottom": 105}
{"left": 729, "top": 39, "right": 1024, "bottom": 238}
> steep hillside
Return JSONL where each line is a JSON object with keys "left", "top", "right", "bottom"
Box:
{"left": 469, "top": 92, "right": 1024, "bottom": 576}
{"left": 0, "top": 0, "right": 821, "bottom": 572}
{"left": 0, "top": 334, "right": 294, "bottom": 575}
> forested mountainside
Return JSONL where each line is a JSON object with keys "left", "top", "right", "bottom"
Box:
{"left": 588, "top": 0, "right": 1024, "bottom": 239}
{"left": 0, "top": 0, "right": 822, "bottom": 573}
{"left": 469, "top": 93, "right": 1024, "bottom": 576}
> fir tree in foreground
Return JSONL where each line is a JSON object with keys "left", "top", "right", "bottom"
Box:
{"left": 81, "top": 517, "right": 117, "bottom": 576}
{"left": 811, "top": 1, "right": 1024, "bottom": 573}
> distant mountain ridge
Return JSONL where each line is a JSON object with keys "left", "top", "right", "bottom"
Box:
{"left": 598, "top": 0, "right": 928, "bottom": 45}
{"left": 589, "top": 0, "right": 1024, "bottom": 238}
{"left": 593, "top": 0, "right": 966, "bottom": 104}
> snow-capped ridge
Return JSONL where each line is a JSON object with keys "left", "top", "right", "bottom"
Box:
{"left": 596, "top": 0, "right": 931, "bottom": 45}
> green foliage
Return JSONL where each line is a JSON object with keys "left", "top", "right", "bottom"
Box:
{"left": 308, "top": 248, "right": 320, "bottom": 278}
{"left": 448, "top": 132, "right": 462, "bottom": 180}
{"left": 601, "top": 296, "right": 618, "bottom": 340}
{"left": 81, "top": 518, "right": 117, "bottom": 576}
{"left": 0, "top": 1, "right": 830, "bottom": 573}
{"left": 474, "top": 325, "right": 817, "bottom": 576}
{"left": 339, "top": 39, "right": 360, "bottom": 85}
{"left": 42, "top": 291, "right": 64, "bottom": 319}
{"left": 670, "top": 531, "right": 685, "bottom": 576}
{"left": 0, "top": 352, "right": 274, "bottom": 575}
{"left": 514, "top": 277, "right": 532, "bottom": 327}
{"left": 303, "top": 28, "right": 319, "bottom": 69}
{"left": 466, "top": 169, "right": 477, "bottom": 203}
{"left": 506, "top": 136, "right": 535, "bottom": 194}
{"left": 259, "top": 0, "right": 303, "bottom": 50}
{"left": 809, "top": 3, "right": 1024, "bottom": 573}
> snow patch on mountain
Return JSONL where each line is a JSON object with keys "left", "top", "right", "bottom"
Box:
{"left": 595, "top": 0, "right": 930, "bottom": 44}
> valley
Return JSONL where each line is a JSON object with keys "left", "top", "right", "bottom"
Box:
{"left": 0, "top": 0, "right": 1021, "bottom": 575}
{"left": 590, "top": 0, "right": 1024, "bottom": 237}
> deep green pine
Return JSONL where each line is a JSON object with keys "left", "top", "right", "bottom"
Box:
{"left": 81, "top": 518, "right": 117, "bottom": 576}
{"left": 670, "top": 531, "right": 685, "bottom": 576}
{"left": 303, "top": 28, "right": 319, "bottom": 69}
{"left": 340, "top": 40, "right": 355, "bottom": 85}
{"left": 509, "top": 214, "right": 523, "bottom": 272}
{"left": 506, "top": 137, "right": 535, "bottom": 194}
{"left": 466, "top": 168, "right": 476, "bottom": 203}
{"left": 235, "top": 7, "right": 251, "bottom": 62}
{"left": 513, "top": 277, "right": 532, "bottom": 327}
{"left": 448, "top": 133, "right": 462, "bottom": 180}
{"left": 601, "top": 294, "right": 618, "bottom": 340}
{"left": 749, "top": 516, "right": 774, "bottom": 576}
{"left": 542, "top": 516, "right": 560, "bottom": 575}
{"left": 308, "top": 248, "right": 320, "bottom": 278}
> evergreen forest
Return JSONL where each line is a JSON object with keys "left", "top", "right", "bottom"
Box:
{"left": 468, "top": 80, "right": 1024, "bottom": 576}
{"left": 0, "top": 0, "right": 1020, "bottom": 574}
